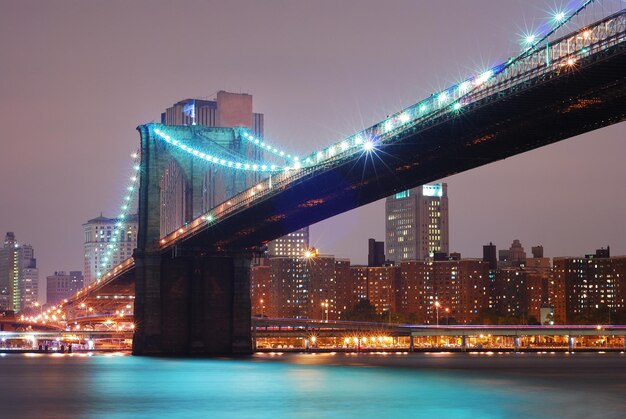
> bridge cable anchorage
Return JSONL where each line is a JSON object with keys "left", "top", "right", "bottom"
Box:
{"left": 96, "top": 150, "right": 141, "bottom": 281}
{"left": 153, "top": 127, "right": 287, "bottom": 172}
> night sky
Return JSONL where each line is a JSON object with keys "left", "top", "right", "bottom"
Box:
{"left": 1, "top": 0, "right": 625, "bottom": 301}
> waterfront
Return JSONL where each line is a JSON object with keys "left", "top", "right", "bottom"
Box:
{"left": 1, "top": 352, "right": 625, "bottom": 418}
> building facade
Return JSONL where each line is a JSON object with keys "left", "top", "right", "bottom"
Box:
{"left": 46, "top": 271, "right": 84, "bottom": 306}
{"left": 385, "top": 183, "right": 449, "bottom": 264}
{"left": 552, "top": 249, "right": 626, "bottom": 323}
{"left": 0, "top": 233, "right": 39, "bottom": 312}
{"left": 83, "top": 214, "right": 138, "bottom": 286}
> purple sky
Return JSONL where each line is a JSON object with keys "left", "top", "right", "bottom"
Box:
{"left": 1, "top": 0, "right": 625, "bottom": 300}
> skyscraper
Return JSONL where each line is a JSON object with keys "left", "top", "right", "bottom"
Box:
{"left": 46, "top": 271, "right": 84, "bottom": 306}
{"left": 385, "top": 183, "right": 449, "bottom": 263}
{"left": 83, "top": 214, "right": 138, "bottom": 286}
{"left": 368, "top": 238, "right": 385, "bottom": 267}
{"left": 0, "top": 232, "right": 39, "bottom": 312}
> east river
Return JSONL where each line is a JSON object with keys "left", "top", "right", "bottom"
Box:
{"left": 1, "top": 352, "right": 625, "bottom": 418}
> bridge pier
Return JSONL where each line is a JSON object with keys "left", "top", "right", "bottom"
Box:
{"left": 133, "top": 249, "right": 252, "bottom": 356}
{"left": 461, "top": 335, "right": 467, "bottom": 352}
{"left": 409, "top": 335, "right": 414, "bottom": 352}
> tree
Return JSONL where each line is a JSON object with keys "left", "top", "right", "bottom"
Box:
{"left": 343, "top": 299, "right": 380, "bottom": 322}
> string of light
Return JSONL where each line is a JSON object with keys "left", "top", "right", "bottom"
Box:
{"left": 153, "top": 127, "right": 286, "bottom": 172}
{"left": 96, "top": 151, "right": 141, "bottom": 280}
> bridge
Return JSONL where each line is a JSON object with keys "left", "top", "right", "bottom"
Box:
{"left": 59, "top": 6, "right": 626, "bottom": 355}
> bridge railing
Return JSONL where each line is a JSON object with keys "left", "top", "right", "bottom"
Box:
{"left": 155, "top": 10, "right": 625, "bottom": 250}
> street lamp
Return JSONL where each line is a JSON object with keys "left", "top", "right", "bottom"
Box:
{"left": 445, "top": 307, "right": 450, "bottom": 326}
{"left": 434, "top": 301, "right": 440, "bottom": 326}
{"left": 260, "top": 299, "right": 264, "bottom": 317}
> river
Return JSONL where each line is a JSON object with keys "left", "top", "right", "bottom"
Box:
{"left": 0, "top": 352, "right": 624, "bottom": 418}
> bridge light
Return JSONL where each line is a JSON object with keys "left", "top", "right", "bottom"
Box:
{"left": 437, "top": 92, "right": 448, "bottom": 104}
{"left": 363, "top": 140, "right": 375, "bottom": 152}
{"left": 399, "top": 112, "right": 411, "bottom": 124}
{"left": 458, "top": 81, "right": 471, "bottom": 94}
{"left": 354, "top": 136, "right": 364, "bottom": 145}
{"left": 419, "top": 104, "right": 427, "bottom": 113}
{"left": 133, "top": 165, "right": 140, "bottom": 171}
{"left": 524, "top": 34, "right": 536, "bottom": 46}
{"left": 383, "top": 120, "right": 393, "bottom": 133}
{"left": 131, "top": 152, "right": 138, "bottom": 159}
{"left": 554, "top": 11, "right": 566, "bottom": 23}
{"left": 453, "top": 103, "right": 462, "bottom": 110}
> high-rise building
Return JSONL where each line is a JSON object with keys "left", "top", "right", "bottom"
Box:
{"left": 0, "top": 233, "right": 39, "bottom": 312}
{"left": 368, "top": 238, "right": 385, "bottom": 267}
{"left": 46, "top": 271, "right": 83, "bottom": 306}
{"left": 18, "top": 244, "right": 38, "bottom": 310}
{"left": 552, "top": 248, "right": 626, "bottom": 323}
{"left": 385, "top": 183, "right": 449, "bottom": 264}
{"left": 483, "top": 242, "right": 497, "bottom": 270}
{"left": 266, "top": 228, "right": 309, "bottom": 258}
{"left": 508, "top": 239, "right": 527, "bottom": 267}
{"left": 83, "top": 214, "right": 138, "bottom": 286}
{"left": 250, "top": 261, "right": 271, "bottom": 317}
{"left": 398, "top": 258, "right": 489, "bottom": 324}
{"left": 268, "top": 257, "right": 309, "bottom": 318}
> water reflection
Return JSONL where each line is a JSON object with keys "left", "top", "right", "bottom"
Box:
{"left": 0, "top": 352, "right": 624, "bottom": 418}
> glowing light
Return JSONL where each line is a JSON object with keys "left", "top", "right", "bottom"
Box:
{"left": 554, "top": 11, "right": 566, "bottom": 22}
{"left": 383, "top": 120, "right": 393, "bottom": 133}
{"left": 525, "top": 34, "right": 536, "bottom": 45}
{"left": 399, "top": 112, "right": 411, "bottom": 124}
{"left": 419, "top": 104, "right": 427, "bottom": 113}
{"left": 437, "top": 91, "right": 448, "bottom": 103}
{"left": 458, "top": 81, "right": 471, "bottom": 93}
{"left": 453, "top": 103, "right": 462, "bottom": 110}
{"left": 363, "top": 141, "right": 375, "bottom": 151}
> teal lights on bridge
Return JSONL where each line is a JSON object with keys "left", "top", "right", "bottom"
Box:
{"left": 153, "top": 127, "right": 284, "bottom": 172}
{"left": 242, "top": 131, "right": 298, "bottom": 162}
{"left": 96, "top": 151, "right": 141, "bottom": 280}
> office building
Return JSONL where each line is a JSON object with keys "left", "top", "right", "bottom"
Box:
{"left": 368, "top": 238, "right": 385, "bottom": 267}
{"left": 0, "top": 233, "right": 39, "bottom": 312}
{"left": 483, "top": 242, "right": 497, "bottom": 270}
{"left": 385, "top": 183, "right": 449, "bottom": 264}
{"left": 46, "top": 271, "right": 84, "bottom": 306}
{"left": 83, "top": 214, "right": 138, "bottom": 286}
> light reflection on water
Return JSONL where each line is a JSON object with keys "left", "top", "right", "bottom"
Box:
{"left": 0, "top": 352, "right": 625, "bottom": 418}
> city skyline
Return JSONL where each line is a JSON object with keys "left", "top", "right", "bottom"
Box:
{"left": 1, "top": 0, "right": 626, "bottom": 283}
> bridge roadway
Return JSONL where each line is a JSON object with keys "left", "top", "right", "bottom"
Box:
{"left": 60, "top": 10, "right": 626, "bottom": 355}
